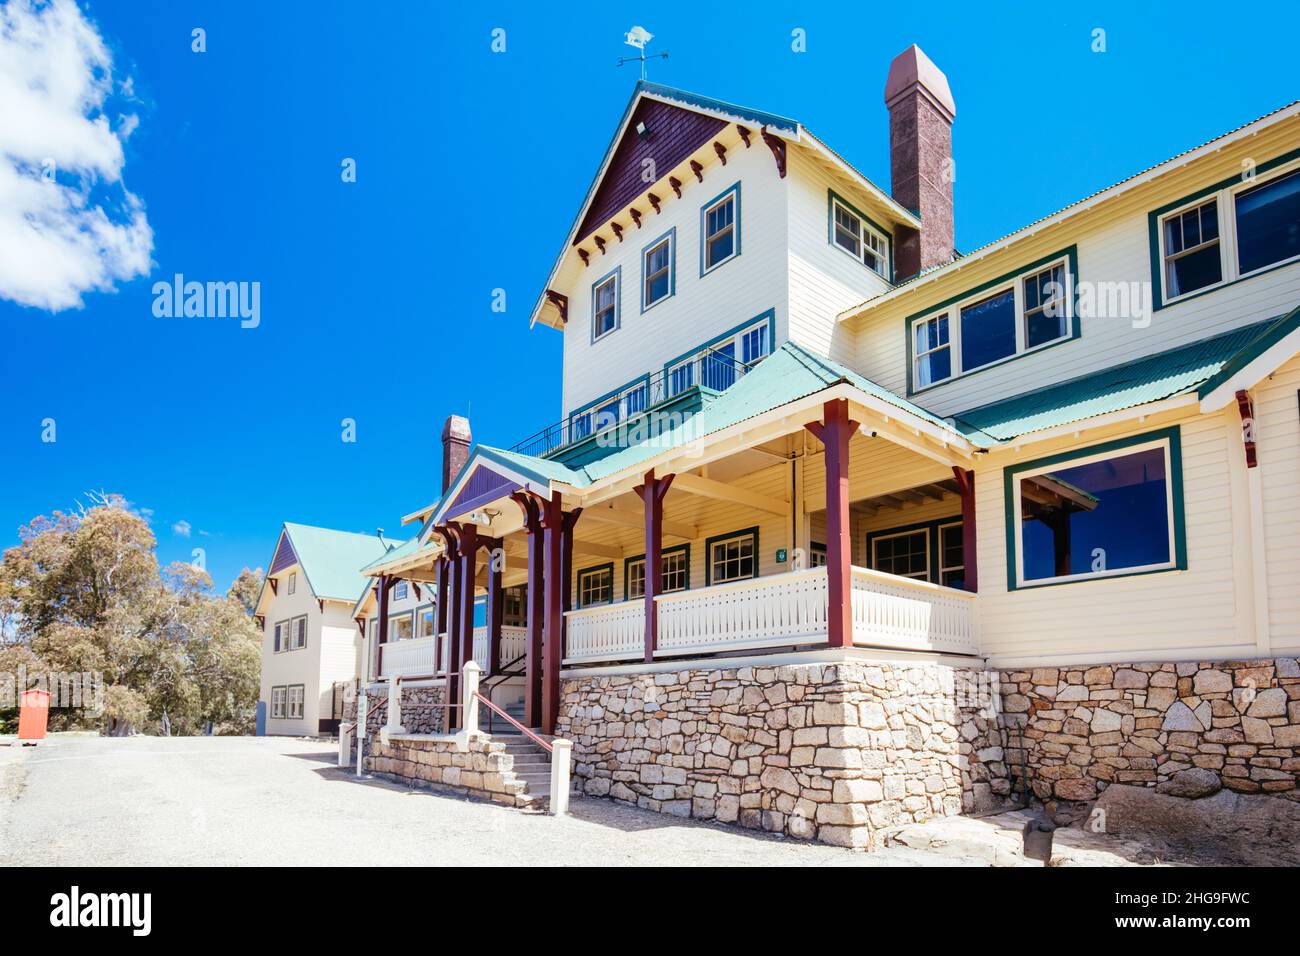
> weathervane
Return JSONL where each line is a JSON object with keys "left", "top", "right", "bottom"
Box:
{"left": 618, "top": 26, "right": 667, "bottom": 80}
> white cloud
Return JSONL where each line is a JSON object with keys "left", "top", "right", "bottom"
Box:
{"left": 172, "top": 519, "right": 191, "bottom": 538}
{"left": 0, "top": 0, "right": 153, "bottom": 311}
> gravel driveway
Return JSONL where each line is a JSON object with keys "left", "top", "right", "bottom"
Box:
{"left": 0, "top": 734, "right": 978, "bottom": 866}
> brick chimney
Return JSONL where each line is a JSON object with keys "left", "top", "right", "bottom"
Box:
{"left": 885, "top": 45, "right": 956, "bottom": 280}
{"left": 441, "top": 415, "right": 471, "bottom": 492}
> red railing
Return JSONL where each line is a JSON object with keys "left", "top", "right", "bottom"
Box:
{"left": 473, "top": 691, "right": 552, "bottom": 754}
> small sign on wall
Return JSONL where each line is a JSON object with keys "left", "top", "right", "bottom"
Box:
{"left": 775, "top": 548, "right": 787, "bottom": 564}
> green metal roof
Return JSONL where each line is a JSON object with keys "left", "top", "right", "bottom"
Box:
{"left": 951, "top": 307, "right": 1300, "bottom": 442}
{"left": 280, "top": 523, "right": 404, "bottom": 601}
{"left": 358, "top": 535, "right": 427, "bottom": 575}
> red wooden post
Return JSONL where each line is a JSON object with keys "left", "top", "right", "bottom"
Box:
{"left": 561, "top": 507, "right": 581, "bottom": 635}
{"left": 458, "top": 522, "right": 479, "bottom": 689}
{"left": 952, "top": 466, "right": 979, "bottom": 593}
{"left": 434, "top": 556, "right": 448, "bottom": 673}
{"left": 539, "top": 492, "right": 566, "bottom": 736}
{"left": 636, "top": 470, "right": 675, "bottom": 663}
{"left": 513, "top": 494, "right": 545, "bottom": 729}
{"left": 805, "top": 399, "right": 858, "bottom": 648}
{"left": 439, "top": 527, "right": 462, "bottom": 729}
{"left": 484, "top": 537, "right": 503, "bottom": 676}
{"left": 375, "top": 573, "right": 391, "bottom": 679}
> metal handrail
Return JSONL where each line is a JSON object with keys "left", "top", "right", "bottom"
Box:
{"left": 479, "top": 652, "right": 527, "bottom": 735}
{"left": 473, "top": 692, "right": 552, "bottom": 754}
{"left": 508, "top": 345, "right": 765, "bottom": 458}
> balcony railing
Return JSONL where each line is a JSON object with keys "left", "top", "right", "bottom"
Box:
{"left": 561, "top": 566, "right": 979, "bottom": 665}
{"left": 509, "top": 345, "right": 765, "bottom": 460}
{"left": 378, "top": 625, "right": 529, "bottom": 680}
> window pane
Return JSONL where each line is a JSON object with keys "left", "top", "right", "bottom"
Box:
{"left": 624, "top": 384, "right": 648, "bottom": 416}
{"left": 701, "top": 343, "right": 736, "bottom": 390}
{"left": 873, "top": 531, "right": 929, "bottom": 579}
{"left": 571, "top": 412, "right": 592, "bottom": 441}
{"left": 711, "top": 535, "right": 755, "bottom": 583}
{"left": 916, "top": 348, "right": 951, "bottom": 388}
{"left": 1236, "top": 170, "right": 1300, "bottom": 274}
{"left": 707, "top": 229, "right": 734, "bottom": 267}
{"left": 1019, "top": 445, "right": 1171, "bottom": 582}
{"left": 741, "top": 325, "right": 769, "bottom": 365}
{"left": 960, "top": 288, "right": 1017, "bottom": 370}
{"left": 940, "top": 524, "right": 964, "bottom": 571}
{"left": 1166, "top": 243, "right": 1222, "bottom": 297}
{"left": 669, "top": 363, "right": 694, "bottom": 396}
{"left": 915, "top": 315, "right": 948, "bottom": 353}
{"left": 663, "top": 550, "right": 688, "bottom": 592}
{"left": 627, "top": 560, "right": 645, "bottom": 599}
{"left": 646, "top": 271, "right": 669, "bottom": 304}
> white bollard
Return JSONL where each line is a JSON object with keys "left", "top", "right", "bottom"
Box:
{"left": 338, "top": 723, "right": 351, "bottom": 767}
{"left": 381, "top": 677, "right": 406, "bottom": 743}
{"left": 549, "top": 739, "right": 573, "bottom": 816}
{"left": 462, "top": 660, "right": 482, "bottom": 733}
{"left": 356, "top": 691, "right": 367, "bottom": 778}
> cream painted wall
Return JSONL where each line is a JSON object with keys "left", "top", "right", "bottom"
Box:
{"left": 557, "top": 142, "right": 788, "bottom": 421}
{"left": 259, "top": 566, "right": 323, "bottom": 737}
{"left": 849, "top": 122, "right": 1300, "bottom": 419}
{"left": 1256, "top": 354, "right": 1300, "bottom": 651}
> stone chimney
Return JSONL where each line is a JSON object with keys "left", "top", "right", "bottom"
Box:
{"left": 885, "top": 45, "right": 956, "bottom": 280}
{"left": 441, "top": 415, "right": 471, "bottom": 492}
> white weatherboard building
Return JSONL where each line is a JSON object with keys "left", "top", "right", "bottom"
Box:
{"left": 254, "top": 523, "right": 404, "bottom": 736}
{"left": 329, "top": 46, "right": 1297, "bottom": 845}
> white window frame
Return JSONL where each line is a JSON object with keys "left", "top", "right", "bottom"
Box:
{"left": 626, "top": 547, "right": 689, "bottom": 600}
{"left": 271, "top": 686, "right": 286, "bottom": 718}
{"left": 870, "top": 528, "right": 930, "bottom": 581}
{"left": 642, "top": 233, "right": 673, "bottom": 310}
{"left": 273, "top": 620, "right": 288, "bottom": 653}
{"left": 831, "top": 197, "right": 890, "bottom": 278}
{"left": 1157, "top": 159, "right": 1300, "bottom": 305}
{"left": 1009, "top": 435, "right": 1178, "bottom": 588}
{"left": 937, "top": 521, "right": 965, "bottom": 588}
{"left": 913, "top": 313, "right": 951, "bottom": 389}
{"left": 591, "top": 271, "right": 619, "bottom": 342}
{"left": 292, "top": 614, "right": 307, "bottom": 650}
{"left": 702, "top": 192, "right": 738, "bottom": 273}
{"left": 909, "top": 254, "right": 1074, "bottom": 391}
{"left": 388, "top": 611, "right": 414, "bottom": 642}
{"left": 577, "top": 566, "right": 613, "bottom": 607}
{"left": 394, "top": 581, "right": 409, "bottom": 601}
{"left": 416, "top": 604, "right": 435, "bottom": 639}
{"left": 667, "top": 319, "right": 771, "bottom": 398}
{"left": 286, "top": 685, "right": 304, "bottom": 719}
{"left": 287, "top": 572, "right": 296, "bottom": 595}
{"left": 709, "top": 531, "right": 757, "bottom": 585}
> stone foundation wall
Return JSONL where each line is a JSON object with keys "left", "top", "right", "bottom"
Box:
{"left": 342, "top": 683, "right": 448, "bottom": 742}
{"left": 557, "top": 661, "right": 1003, "bottom": 848}
{"left": 366, "top": 735, "right": 539, "bottom": 808}
{"left": 1000, "top": 658, "right": 1300, "bottom": 804}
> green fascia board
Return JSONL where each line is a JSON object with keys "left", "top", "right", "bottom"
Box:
{"left": 1196, "top": 302, "right": 1300, "bottom": 398}
{"left": 280, "top": 523, "right": 405, "bottom": 602}
{"left": 951, "top": 314, "right": 1296, "bottom": 443}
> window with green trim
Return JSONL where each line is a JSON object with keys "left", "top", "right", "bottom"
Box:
{"left": 832, "top": 197, "right": 889, "bottom": 277}
{"left": 1156, "top": 161, "right": 1300, "bottom": 305}
{"left": 1008, "top": 431, "right": 1182, "bottom": 588}
{"left": 909, "top": 252, "right": 1074, "bottom": 390}
{"left": 709, "top": 530, "right": 757, "bottom": 584}
{"left": 626, "top": 546, "right": 689, "bottom": 599}
{"left": 577, "top": 565, "right": 613, "bottom": 607}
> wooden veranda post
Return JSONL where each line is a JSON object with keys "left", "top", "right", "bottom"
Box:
{"left": 805, "top": 399, "right": 858, "bottom": 649}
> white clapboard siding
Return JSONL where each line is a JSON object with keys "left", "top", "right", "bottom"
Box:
{"left": 1257, "top": 354, "right": 1300, "bottom": 650}
{"left": 558, "top": 143, "right": 789, "bottom": 422}
{"left": 851, "top": 121, "right": 1300, "bottom": 419}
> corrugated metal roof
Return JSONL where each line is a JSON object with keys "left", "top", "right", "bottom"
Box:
{"left": 279, "top": 523, "right": 404, "bottom": 601}
{"left": 951, "top": 308, "right": 1300, "bottom": 442}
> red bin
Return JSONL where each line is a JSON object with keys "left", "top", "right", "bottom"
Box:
{"left": 17, "top": 689, "right": 50, "bottom": 742}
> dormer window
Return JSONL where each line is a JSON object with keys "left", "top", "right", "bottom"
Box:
{"left": 831, "top": 194, "right": 890, "bottom": 279}
{"left": 642, "top": 229, "right": 675, "bottom": 311}
{"left": 701, "top": 184, "right": 740, "bottom": 274}
{"left": 591, "top": 268, "right": 620, "bottom": 342}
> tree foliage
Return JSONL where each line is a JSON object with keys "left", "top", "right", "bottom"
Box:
{"left": 0, "top": 495, "right": 261, "bottom": 735}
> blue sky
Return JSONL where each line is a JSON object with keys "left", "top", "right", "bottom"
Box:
{"left": 1, "top": 0, "right": 1295, "bottom": 592}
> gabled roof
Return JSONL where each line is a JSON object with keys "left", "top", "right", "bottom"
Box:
{"left": 530, "top": 80, "right": 919, "bottom": 330}
{"left": 257, "top": 523, "right": 405, "bottom": 611}
{"left": 951, "top": 307, "right": 1300, "bottom": 442}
